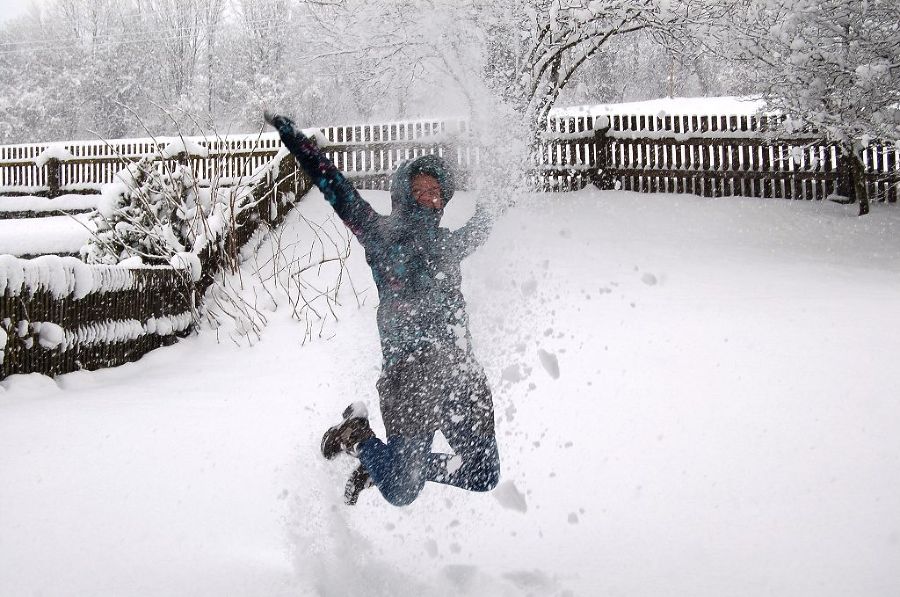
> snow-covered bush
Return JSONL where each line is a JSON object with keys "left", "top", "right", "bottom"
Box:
{"left": 81, "top": 154, "right": 224, "bottom": 266}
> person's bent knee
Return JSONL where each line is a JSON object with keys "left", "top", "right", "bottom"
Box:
{"left": 378, "top": 482, "right": 424, "bottom": 507}
{"left": 383, "top": 491, "right": 420, "bottom": 507}
{"left": 374, "top": 466, "right": 427, "bottom": 507}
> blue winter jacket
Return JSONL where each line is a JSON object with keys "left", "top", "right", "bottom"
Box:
{"left": 268, "top": 115, "right": 491, "bottom": 369}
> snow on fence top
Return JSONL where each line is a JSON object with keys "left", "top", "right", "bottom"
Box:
{"left": 2, "top": 100, "right": 896, "bottom": 205}
{"left": 160, "top": 138, "right": 210, "bottom": 159}
{"left": 33, "top": 144, "right": 75, "bottom": 168}
{"left": 0, "top": 254, "right": 179, "bottom": 299}
{"left": 552, "top": 96, "right": 765, "bottom": 118}
{"left": 0, "top": 118, "right": 468, "bottom": 192}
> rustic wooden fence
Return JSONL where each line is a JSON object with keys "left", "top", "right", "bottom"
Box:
{"left": 0, "top": 119, "right": 471, "bottom": 197}
{"left": 0, "top": 134, "right": 283, "bottom": 193}
{"left": 1, "top": 153, "right": 311, "bottom": 380}
{"left": 2, "top": 112, "right": 898, "bottom": 202}
{"left": 0, "top": 264, "right": 194, "bottom": 377}
{"left": 533, "top": 111, "right": 899, "bottom": 200}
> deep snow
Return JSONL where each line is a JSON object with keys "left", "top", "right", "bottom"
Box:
{"left": 0, "top": 210, "right": 94, "bottom": 256}
{"left": 2, "top": 187, "right": 900, "bottom": 596}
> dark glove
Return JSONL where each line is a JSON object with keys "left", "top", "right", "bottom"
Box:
{"left": 263, "top": 111, "right": 296, "bottom": 137}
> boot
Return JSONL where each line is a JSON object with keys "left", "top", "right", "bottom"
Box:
{"left": 344, "top": 464, "right": 374, "bottom": 505}
{"left": 320, "top": 402, "right": 375, "bottom": 460}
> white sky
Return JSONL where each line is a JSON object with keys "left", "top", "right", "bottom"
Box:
{"left": 0, "top": 0, "right": 35, "bottom": 24}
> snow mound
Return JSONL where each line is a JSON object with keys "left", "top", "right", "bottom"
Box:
{"left": 33, "top": 144, "right": 74, "bottom": 168}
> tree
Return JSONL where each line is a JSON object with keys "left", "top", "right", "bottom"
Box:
{"left": 722, "top": 0, "right": 900, "bottom": 214}
{"left": 482, "top": 0, "right": 728, "bottom": 131}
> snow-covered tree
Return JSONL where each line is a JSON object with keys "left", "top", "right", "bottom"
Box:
{"left": 733, "top": 0, "right": 899, "bottom": 142}
{"left": 0, "top": 0, "right": 758, "bottom": 143}
{"left": 481, "top": 0, "right": 728, "bottom": 130}
{"left": 721, "top": 0, "right": 900, "bottom": 214}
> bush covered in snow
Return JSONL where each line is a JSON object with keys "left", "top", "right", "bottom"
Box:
{"left": 81, "top": 155, "right": 226, "bottom": 267}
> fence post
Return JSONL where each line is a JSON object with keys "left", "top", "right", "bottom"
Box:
{"left": 592, "top": 126, "right": 614, "bottom": 190}
{"left": 46, "top": 157, "right": 61, "bottom": 198}
{"left": 836, "top": 143, "right": 856, "bottom": 202}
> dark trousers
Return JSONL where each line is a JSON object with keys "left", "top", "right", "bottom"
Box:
{"left": 358, "top": 348, "right": 500, "bottom": 506}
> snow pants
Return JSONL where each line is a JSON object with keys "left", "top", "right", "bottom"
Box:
{"left": 357, "top": 348, "right": 500, "bottom": 506}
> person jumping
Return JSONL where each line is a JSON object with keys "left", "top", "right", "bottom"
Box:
{"left": 265, "top": 112, "right": 500, "bottom": 506}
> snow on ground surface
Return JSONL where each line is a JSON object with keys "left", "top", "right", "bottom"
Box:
{"left": 0, "top": 211, "right": 93, "bottom": 256}
{"left": 0, "top": 194, "right": 98, "bottom": 214}
{"left": 2, "top": 187, "right": 900, "bottom": 596}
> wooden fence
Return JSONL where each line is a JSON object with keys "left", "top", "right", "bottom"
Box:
{"left": 0, "top": 265, "right": 193, "bottom": 377}
{"left": 1, "top": 112, "right": 898, "bottom": 202}
{"left": 533, "top": 111, "right": 899, "bottom": 201}
{"left": 0, "top": 134, "right": 283, "bottom": 194}
{"left": 1, "top": 153, "right": 311, "bottom": 380}
{"left": 0, "top": 119, "right": 471, "bottom": 196}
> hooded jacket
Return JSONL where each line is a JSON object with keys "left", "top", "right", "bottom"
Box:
{"left": 271, "top": 117, "right": 491, "bottom": 369}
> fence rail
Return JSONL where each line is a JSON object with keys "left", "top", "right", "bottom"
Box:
{"left": 0, "top": 119, "right": 469, "bottom": 193}
{"left": 598, "top": 133, "right": 899, "bottom": 202}
{"left": 1, "top": 111, "right": 899, "bottom": 206}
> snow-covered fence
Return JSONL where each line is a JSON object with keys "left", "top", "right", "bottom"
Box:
{"left": 533, "top": 114, "right": 603, "bottom": 191}
{"left": 590, "top": 113, "right": 900, "bottom": 202}
{"left": 0, "top": 134, "right": 284, "bottom": 196}
{"left": 0, "top": 258, "right": 194, "bottom": 378}
{"left": 530, "top": 111, "right": 794, "bottom": 192}
{"left": 0, "top": 151, "right": 312, "bottom": 380}
{"left": 314, "top": 119, "right": 478, "bottom": 190}
{"left": 2, "top": 112, "right": 897, "bottom": 202}
{"left": 0, "top": 120, "right": 471, "bottom": 197}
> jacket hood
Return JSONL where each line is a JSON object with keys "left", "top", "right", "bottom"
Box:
{"left": 390, "top": 154, "right": 455, "bottom": 218}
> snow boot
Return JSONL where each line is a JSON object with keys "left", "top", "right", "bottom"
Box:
{"left": 320, "top": 402, "right": 375, "bottom": 460}
{"left": 344, "top": 464, "right": 374, "bottom": 506}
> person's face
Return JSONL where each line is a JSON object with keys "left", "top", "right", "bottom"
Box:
{"left": 411, "top": 173, "right": 444, "bottom": 210}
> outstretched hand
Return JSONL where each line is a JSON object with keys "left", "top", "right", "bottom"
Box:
{"left": 263, "top": 111, "right": 296, "bottom": 137}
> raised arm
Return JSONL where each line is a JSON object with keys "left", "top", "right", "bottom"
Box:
{"left": 265, "top": 112, "right": 380, "bottom": 241}
{"left": 450, "top": 201, "right": 495, "bottom": 260}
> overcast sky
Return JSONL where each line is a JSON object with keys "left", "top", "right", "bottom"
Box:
{"left": 0, "top": 0, "right": 35, "bottom": 24}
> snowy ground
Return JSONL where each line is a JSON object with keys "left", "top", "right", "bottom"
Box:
{"left": 0, "top": 194, "right": 97, "bottom": 256}
{"left": 2, "top": 187, "right": 900, "bottom": 597}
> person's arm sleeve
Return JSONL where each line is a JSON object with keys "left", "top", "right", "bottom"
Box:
{"left": 451, "top": 200, "right": 494, "bottom": 259}
{"left": 265, "top": 112, "right": 379, "bottom": 240}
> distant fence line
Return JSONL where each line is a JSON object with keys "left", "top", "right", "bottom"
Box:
{"left": 1, "top": 112, "right": 897, "bottom": 202}
{"left": 1, "top": 153, "right": 311, "bottom": 380}
{"left": 596, "top": 114, "right": 899, "bottom": 202}
{"left": 535, "top": 111, "right": 899, "bottom": 201}
{"left": 0, "top": 119, "right": 468, "bottom": 194}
